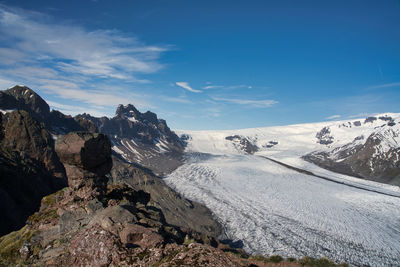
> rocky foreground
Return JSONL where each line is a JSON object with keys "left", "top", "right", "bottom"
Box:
{"left": 0, "top": 132, "right": 348, "bottom": 266}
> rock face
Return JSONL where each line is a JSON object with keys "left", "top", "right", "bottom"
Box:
{"left": 225, "top": 135, "right": 259, "bottom": 154}
{"left": 55, "top": 132, "right": 112, "bottom": 192}
{"left": 0, "top": 110, "right": 67, "bottom": 236}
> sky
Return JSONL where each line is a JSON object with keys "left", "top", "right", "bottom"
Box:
{"left": 0, "top": 0, "right": 399, "bottom": 130}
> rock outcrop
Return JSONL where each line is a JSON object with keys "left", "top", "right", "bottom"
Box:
{"left": 225, "top": 135, "right": 259, "bottom": 154}
{"left": 55, "top": 132, "right": 112, "bottom": 194}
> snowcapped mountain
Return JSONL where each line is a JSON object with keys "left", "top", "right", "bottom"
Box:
{"left": 164, "top": 114, "right": 400, "bottom": 266}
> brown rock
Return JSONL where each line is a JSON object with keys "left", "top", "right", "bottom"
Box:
{"left": 119, "top": 223, "right": 163, "bottom": 249}
{"left": 55, "top": 132, "right": 112, "bottom": 191}
{"left": 69, "top": 224, "right": 129, "bottom": 267}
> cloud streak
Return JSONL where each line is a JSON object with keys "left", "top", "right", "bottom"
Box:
{"left": 175, "top": 82, "right": 202, "bottom": 93}
{"left": 203, "top": 84, "right": 253, "bottom": 90}
{"left": 326, "top": 114, "right": 341, "bottom": 120}
{"left": 366, "top": 82, "right": 400, "bottom": 90}
{"left": 212, "top": 97, "right": 278, "bottom": 108}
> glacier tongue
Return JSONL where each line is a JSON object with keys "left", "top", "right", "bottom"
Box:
{"left": 165, "top": 153, "right": 400, "bottom": 265}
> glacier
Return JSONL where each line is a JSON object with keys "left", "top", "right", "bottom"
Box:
{"left": 164, "top": 114, "right": 400, "bottom": 266}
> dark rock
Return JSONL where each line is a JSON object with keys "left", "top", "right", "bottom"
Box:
{"left": 0, "top": 86, "right": 50, "bottom": 121}
{"left": 0, "top": 110, "right": 67, "bottom": 236}
{"left": 379, "top": 116, "right": 393, "bottom": 121}
{"left": 225, "top": 135, "right": 258, "bottom": 154}
{"left": 364, "top": 116, "right": 377, "bottom": 123}
{"left": 316, "top": 127, "right": 333, "bottom": 145}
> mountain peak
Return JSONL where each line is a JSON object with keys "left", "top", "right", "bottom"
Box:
{"left": 1, "top": 85, "right": 50, "bottom": 119}
{"left": 115, "top": 103, "right": 140, "bottom": 118}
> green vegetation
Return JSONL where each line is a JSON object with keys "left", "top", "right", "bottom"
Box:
{"left": 27, "top": 208, "right": 58, "bottom": 224}
{"left": 0, "top": 225, "right": 35, "bottom": 266}
{"left": 269, "top": 255, "right": 283, "bottom": 263}
{"left": 41, "top": 187, "right": 67, "bottom": 208}
{"left": 299, "top": 256, "right": 349, "bottom": 267}
{"left": 249, "top": 254, "right": 269, "bottom": 262}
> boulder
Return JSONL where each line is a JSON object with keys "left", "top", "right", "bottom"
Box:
{"left": 55, "top": 132, "right": 112, "bottom": 191}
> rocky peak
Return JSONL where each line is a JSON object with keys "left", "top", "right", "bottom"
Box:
{"left": 0, "top": 85, "right": 50, "bottom": 121}
{"left": 115, "top": 104, "right": 140, "bottom": 119}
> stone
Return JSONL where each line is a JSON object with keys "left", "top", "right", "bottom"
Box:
{"left": 119, "top": 223, "right": 163, "bottom": 248}
{"left": 55, "top": 132, "right": 112, "bottom": 191}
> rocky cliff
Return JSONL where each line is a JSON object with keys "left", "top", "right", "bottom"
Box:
{"left": 0, "top": 110, "right": 67, "bottom": 236}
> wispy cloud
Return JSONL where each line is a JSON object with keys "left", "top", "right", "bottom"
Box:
{"left": 203, "top": 84, "right": 253, "bottom": 90}
{"left": 347, "top": 113, "right": 372, "bottom": 119}
{"left": 326, "top": 114, "right": 341, "bottom": 120}
{"left": 0, "top": 5, "right": 167, "bottom": 80}
{"left": 203, "top": 85, "right": 224, "bottom": 89}
{"left": 160, "top": 95, "right": 192, "bottom": 104}
{"left": 212, "top": 97, "right": 277, "bottom": 108}
{"left": 366, "top": 82, "right": 400, "bottom": 90}
{"left": 0, "top": 77, "right": 17, "bottom": 89}
{"left": 47, "top": 100, "right": 107, "bottom": 117}
{"left": 175, "top": 82, "right": 202, "bottom": 93}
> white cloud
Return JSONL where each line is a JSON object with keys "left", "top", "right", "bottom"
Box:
{"left": 0, "top": 5, "right": 167, "bottom": 81}
{"left": 203, "top": 85, "right": 224, "bottom": 89}
{"left": 203, "top": 84, "right": 253, "bottom": 90}
{"left": 47, "top": 100, "right": 107, "bottom": 117}
{"left": 175, "top": 82, "right": 202, "bottom": 93}
{"left": 161, "top": 96, "right": 192, "bottom": 104}
{"left": 366, "top": 82, "right": 400, "bottom": 90}
{"left": 326, "top": 114, "right": 341, "bottom": 120}
{"left": 39, "top": 79, "right": 150, "bottom": 109}
{"left": 212, "top": 97, "right": 278, "bottom": 108}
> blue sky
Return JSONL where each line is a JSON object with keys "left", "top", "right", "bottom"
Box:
{"left": 0, "top": 0, "right": 399, "bottom": 130}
